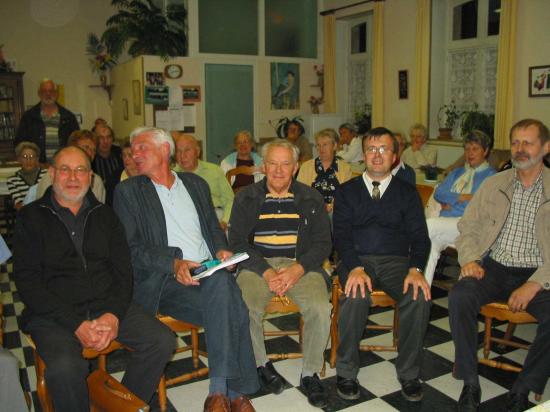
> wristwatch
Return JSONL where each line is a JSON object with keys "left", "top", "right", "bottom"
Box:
{"left": 414, "top": 267, "right": 424, "bottom": 274}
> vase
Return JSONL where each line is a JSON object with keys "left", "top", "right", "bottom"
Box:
{"left": 438, "top": 127, "right": 453, "bottom": 140}
{"left": 311, "top": 104, "right": 320, "bottom": 114}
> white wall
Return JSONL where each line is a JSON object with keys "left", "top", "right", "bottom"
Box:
{"left": 0, "top": 1, "right": 117, "bottom": 128}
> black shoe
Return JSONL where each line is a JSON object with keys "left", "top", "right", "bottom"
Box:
{"left": 399, "top": 378, "right": 423, "bottom": 402}
{"left": 506, "top": 392, "right": 529, "bottom": 412}
{"left": 257, "top": 362, "right": 285, "bottom": 394}
{"left": 300, "top": 374, "right": 329, "bottom": 408}
{"left": 457, "top": 385, "right": 481, "bottom": 412}
{"left": 336, "top": 376, "right": 360, "bottom": 400}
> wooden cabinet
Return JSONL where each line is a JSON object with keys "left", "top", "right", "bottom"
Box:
{"left": 0, "top": 72, "right": 24, "bottom": 160}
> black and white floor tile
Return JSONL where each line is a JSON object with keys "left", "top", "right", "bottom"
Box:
{"left": 1, "top": 258, "right": 549, "bottom": 412}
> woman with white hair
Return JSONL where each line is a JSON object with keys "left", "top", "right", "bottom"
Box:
{"left": 297, "top": 128, "right": 352, "bottom": 212}
{"left": 220, "top": 130, "right": 263, "bottom": 190}
{"left": 401, "top": 123, "right": 437, "bottom": 169}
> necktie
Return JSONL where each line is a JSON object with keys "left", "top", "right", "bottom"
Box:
{"left": 372, "top": 181, "right": 380, "bottom": 201}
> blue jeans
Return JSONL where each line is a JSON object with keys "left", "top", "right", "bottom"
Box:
{"left": 158, "top": 270, "right": 259, "bottom": 395}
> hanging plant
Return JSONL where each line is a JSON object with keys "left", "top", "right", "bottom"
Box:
{"left": 86, "top": 33, "right": 117, "bottom": 74}
{"left": 102, "top": 0, "right": 187, "bottom": 60}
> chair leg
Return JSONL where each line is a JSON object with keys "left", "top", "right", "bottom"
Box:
{"left": 158, "top": 375, "right": 167, "bottom": 412}
{"left": 497, "top": 322, "right": 517, "bottom": 351}
{"left": 483, "top": 316, "right": 492, "bottom": 359}
{"left": 329, "top": 282, "right": 340, "bottom": 369}
{"left": 191, "top": 328, "right": 200, "bottom": 369}
{"left": 33, "top": 350, "right": 54, "bottom": 412}
{"left": 97, "top": 354, "right": 107, "bottom": 371}
{"left": 392, "top": 307, "right": 399, "bottom": 350}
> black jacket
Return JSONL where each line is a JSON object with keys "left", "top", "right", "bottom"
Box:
{"left": 15, "top": 102, "right": 80, "bottom": 162}
{"left": 13, "top": 188, "right": 133, "bottom": 332}
{"left": 228, "top": 178, "right": 332, "bottom": 279}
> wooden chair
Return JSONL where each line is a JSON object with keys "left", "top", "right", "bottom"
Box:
{"left": 27, "top": 337, "right": 125, "bottom": 412}
{"left": 416, "top": 184, "right": 435, "bottom": 209}
{"left": 479, "top": 302, "right": 541, "bottom": 401}
{"left": 157, "top": 315, "right": 209, "bottom": 412}
{"left": 225, "top": 166, "right": 256, "bottom": 193}
{"left": 264, "top": 295, "right": 326, "bottom": 377}
{"left": 329, "top": 277, "right": 399, "bottom": 368}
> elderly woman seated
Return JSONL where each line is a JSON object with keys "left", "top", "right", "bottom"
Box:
{"left": 120, "top": 139, "right": 138, "bottom": 181}
{"left": 423, "top": 130, "right": 496, "bottom": 285}
{"left": 7, "top": 141, "right": 47, "bottom": 210}
{"left": 220, "top": 130, "right": 263, "bottom": 190}
{"left": 401, "top": 123, "right": 437, "bottom": 170}
{"left": 297, "top": 128, "right": 352, "bottom": 212}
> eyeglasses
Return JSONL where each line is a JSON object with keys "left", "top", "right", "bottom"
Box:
{"left": 20, "top": 154, "right": 37, "bottom": 160}
{"left": 55, "top": 166, "right": 90, "bottom": 177}
{"left": 365, "top": 146, "right": 393, "bottom": 155}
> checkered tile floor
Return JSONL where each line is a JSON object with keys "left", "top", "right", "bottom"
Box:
{"left": 1, "top": 256, "right": 549, "bottom": 411}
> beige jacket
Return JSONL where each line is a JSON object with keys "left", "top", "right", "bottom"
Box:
{"left": 297, "top": 157, "right": 353, "bottom": 188}
{"left": 456, "top": 167, "right": 550, "bottom": 289}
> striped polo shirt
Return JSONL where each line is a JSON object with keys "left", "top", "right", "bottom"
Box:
{"left": 254, "top": 193, "right": 299, "bottom": 258}
{"left": 41, "top": 111, "right": 60, "bottom": 163}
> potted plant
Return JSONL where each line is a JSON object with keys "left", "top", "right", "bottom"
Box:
{"left": 101, "top": 0, "right": 187, "bottom": 60}
{"left": 86, "top": 33, "right": 117, "bottom": 86}
{"left": 459, "top": 103, "right": 495, "bottom": 143}
{"left": 437, "top": 101, "right": 461, "bottom": 140}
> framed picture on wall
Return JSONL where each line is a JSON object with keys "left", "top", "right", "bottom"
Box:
{"left": 271, "top": 63, "right": 300, "bottom": 110}
{"left": 398, "top": 70, "right": 408, "bottom": 99}
{"left": 122, "top": 98, "right": 129, "bottom": 120}
{"left": 529, "top": 65, "right": 550, "bottom": 97}
{"left": 181, "top": 85, "right": 201, "bottom": 103}
{"left": 132, "top": 80, "right": 142, "bottom": 115}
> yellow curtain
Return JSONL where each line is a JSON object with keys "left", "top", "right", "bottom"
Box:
{"left": 493, "top": 0, "right": 517, "bottom": 149}
{"left": 414, "top": 0, "right": 431, "bottom": 125}
{"left": 323, "top": 14, "right": 337, "bottom": 113}
{"left": 372, "top": 1, "right": 384, "bottom": 127}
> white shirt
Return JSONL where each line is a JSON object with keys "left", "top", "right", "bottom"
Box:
{"left": 153, "top": 172, "right": 212, "bottom": 263}
{"left": 337, "top": 136, "right": 364, "bottom": 163}
{"left": 362, "top": 172, "right": 393, "bottom": 199}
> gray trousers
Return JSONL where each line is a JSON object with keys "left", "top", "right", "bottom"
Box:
{"left": 237, "top": 257, "right": 331, "bottom": 374}
{"left": 0, "top": 347, "right": 27, "bottom": 412}
{"left": 336, "top": 255, "right": 431, "bottom": 381}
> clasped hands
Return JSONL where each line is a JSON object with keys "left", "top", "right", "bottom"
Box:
{"left": 460, "top": 260, "right": 542, "bottom": 312}
{"left": 75, "top": 312, "right": 119, "bottom": 351}
{"left": 344, "top": 267, "right": 431, "bottom": 301}
{"left": 263, "top": 263, "right": 305, "bottom": 296}
{"left": 173, "top": 249, "right": 235, "bottom": 286}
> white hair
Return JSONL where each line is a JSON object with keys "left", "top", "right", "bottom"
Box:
{"left": 129, "top": 127, "right": 175, "bottom": 157}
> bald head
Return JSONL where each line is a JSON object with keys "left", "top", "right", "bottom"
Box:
{"left": 174, "top": 133, "right": 200, "bottom": 171}
{"left": 38, "top": 79, "right": 58, "bottom": 106}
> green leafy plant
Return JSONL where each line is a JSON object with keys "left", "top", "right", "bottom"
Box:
{"left": 438, "top": 101, "right": 461, "bottom": 129}
{"left": 86, "top": 33, "right": 117, "bottom": 73}
{"left": 102, "top": 0, "right": 187, "bottom": 60}
{"left": 460, "top": 103, "right": 495, "bottom": 141}
{"left": 354, "top": 103, "right": 372, "bottom": 134}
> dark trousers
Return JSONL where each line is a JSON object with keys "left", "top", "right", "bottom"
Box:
{"left": 158, "top": 270, "right": 259, "bottom": 395}
{"left": 336, "top": 255, "right": 431, "bottom": 381}
{"left": 25, "top": 303, "right": 175, "bottom": 412}
{"left": 449, "top": 257, "right": 550, "bottom": 394}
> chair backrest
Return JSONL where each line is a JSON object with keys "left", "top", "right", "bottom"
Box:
{"left": 416, "top": 184, "right": 434, "bottom": 209}
{"left": 225, "top": 166, "right": 255, "bottom": 184}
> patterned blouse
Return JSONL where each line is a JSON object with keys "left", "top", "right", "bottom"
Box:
{"left": 312, "top": 157, "right": 340, "bottom": 204}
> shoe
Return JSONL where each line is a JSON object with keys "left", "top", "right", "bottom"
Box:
{"left": 506, "top": 392, "right": 529, "bottom": 412}
{"left": 300, "top": 374, "right": 329, "bottom": 409}
{"left": 457, "top": 385, "right": 481, "bottom": 412}
{"left": 203, "top": 393, "right": 231, "bottom": 412}
{"left": 257, "top": 361, "right": 285, "bottom": 394}
{"left": 231, "top": 395, "right": 256, "bottom": 412}
{"left": 336, "top": 375, "right": 360, "bottom": 400}
{"left": 399, "top": 378, "right": 424, "bottom": 402}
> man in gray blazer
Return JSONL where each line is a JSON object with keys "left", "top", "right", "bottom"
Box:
{"left": 113, "top": 127, "right": 259, "bottom": 412}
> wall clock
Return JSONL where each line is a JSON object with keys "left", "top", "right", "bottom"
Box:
{"left": 164, "top": 64, "right": 183, "bottom": 79}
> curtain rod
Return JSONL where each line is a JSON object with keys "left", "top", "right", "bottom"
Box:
{"left": 320, "top": 0, "right": 384, "bottom": 16}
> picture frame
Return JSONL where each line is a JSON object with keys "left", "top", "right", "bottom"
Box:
{"left": 181, "top": 85, "right": 201, "bottom": 103}
{"left": 132, "top": 80, "right": 142, "bottom": 115}
{"left": 271, "top": 62, "right": 300, "bottom": 110}
{"left": 398, "top": 70, "right": 408, "bottom": 99}
{"left": 529, "top": 65, "right": 550, "bottom": 97}
{"left": 122, "top": 98, "right": 129, "bottom": 121}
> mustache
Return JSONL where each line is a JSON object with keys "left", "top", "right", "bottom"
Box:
{"left": 513, "top": 152, "right": 529, "bottom": 159}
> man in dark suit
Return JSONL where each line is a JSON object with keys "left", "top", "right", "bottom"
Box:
{"left": 113, "top": 127, "right": 258, "bottom": 412}
{"left": 333, "top": 127, "right": 431, "bottom": 403}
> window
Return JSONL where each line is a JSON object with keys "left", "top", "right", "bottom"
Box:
{"left": 351, "top": 23, "right": 367, "bottom": 54}
{"left": 265, "top": 0, "right": 317, "bottom": 58}
{"left": 452, "top": 0, "right": 478, "bottom": 40}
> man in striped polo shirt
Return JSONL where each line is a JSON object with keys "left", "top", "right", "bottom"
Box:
{"left": 229, "top": 139, "right": 332, "bottom": 409}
